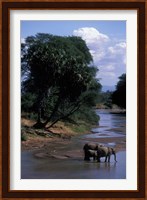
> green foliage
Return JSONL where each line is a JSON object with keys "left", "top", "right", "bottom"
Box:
{"left": 96, "top": 91, "right": 113, "bottom": 109}
{"left": 71, "top": 123, "right": 90, "bottom": 134}
{"left": 21, "top": 33, "right": 101, "bottom": 128}
{"left": 102, "top": 91, "right": 113, "bottom": 108}
{"left": 21, "top": 92, "right": 36, "bottom": 112}
{"left": 112, "top": 74, "right": 126, "bottom": 109}
{"left": 70, "top": 106, "right": 99, "bottom": 134}
{"left": 71, "top": 106, "right": 99, "bottom": 125}
{"left": 21, "top": 134, "right": 27, "bottom": 141}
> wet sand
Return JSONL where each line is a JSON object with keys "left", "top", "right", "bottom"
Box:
{"left": 22, "top": 134, "right": 125, "bottom": 150}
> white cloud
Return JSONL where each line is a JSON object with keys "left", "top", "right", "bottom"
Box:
{"left": 73, "top": 27, "right": 109, "bottom": 43}
{"left": 21, "top": 38, "right": 25, "bottom": 44}
{"left": 116, "top": 42, "right": 126, "bottom": 48}
{"left": 107, "top": 42, "right": 126, "bottom": 67}
{"left": 73, "top": 27, "right": 109, "bottom": 50}
{"left": 108, "top": 42, "right": 126, "bottom": 55}
{"left": 73, "top": 27, "right": 126, "bottom": 86}
{"left": 90, "top": 49, "right": 106, "bottom": 62}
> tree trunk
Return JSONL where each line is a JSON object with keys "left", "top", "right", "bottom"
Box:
{"left": 33, "top": 95, "right": 44, "bottom": 128}
{"left": 37, "top": 107, "right": 41, "bottom": 123}
{"left": 43, "top": 96, "right": 61, "bottom": 127}
{"left": 46, "top": 118, "right": 60, "bottom": 129}
{"left": 46, "top": 104, "right": 81, "bottom": 129}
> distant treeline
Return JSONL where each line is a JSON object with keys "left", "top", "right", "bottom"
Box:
{"left": 96, "top": 74, "right": 126, "bottom": 109}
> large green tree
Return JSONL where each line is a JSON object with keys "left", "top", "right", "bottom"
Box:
{"left": 21, "top": 33, "right": 101, "bottom": 128}
{"left": 111, "top": 73, "right": 126, "bottom": 109}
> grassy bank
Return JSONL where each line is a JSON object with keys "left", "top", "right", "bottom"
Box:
{"left": 21, "top": 117, "right": 98, "bottom": 142}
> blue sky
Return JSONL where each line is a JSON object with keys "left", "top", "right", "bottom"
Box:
{"left": 21, "top": 20, "right": 126, "bottom": 87}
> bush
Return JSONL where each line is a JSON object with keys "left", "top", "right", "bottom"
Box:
{"left": 21, "top": 134, "right": 27, "bottom": 141}
{"left": 71, "top": 106, "right": 99, "bottom": 126}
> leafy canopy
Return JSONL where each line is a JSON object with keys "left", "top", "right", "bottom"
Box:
{"left": 21, "top": 33, "right": 101, "bottom": 127}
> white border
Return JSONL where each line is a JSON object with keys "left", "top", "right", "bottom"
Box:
{"left": 10, "top": 10, "right": 137, "bottom": 190}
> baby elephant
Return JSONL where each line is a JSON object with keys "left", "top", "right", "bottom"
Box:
{"left": 83, "top": 142, "right": 103, "bottom": 161}
{"left": 97, "top": 146, "right": 117, "bottom": 162}
{"left": 86, "top": 149, "right": 98, "bottom": 161}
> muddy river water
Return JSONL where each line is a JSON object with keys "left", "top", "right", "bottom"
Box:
{"left": 21, "top": 109, "right": 126, "bottom": 179}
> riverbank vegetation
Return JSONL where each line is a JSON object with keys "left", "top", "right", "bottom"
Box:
{"left": 96, "top": 73, "right": 126, "bottom": 112}
{"left": 111, "top": 73, "right": 126, "bottom": 109}
{"left": 21, "top": 33, "right": 101, "bottom": 139}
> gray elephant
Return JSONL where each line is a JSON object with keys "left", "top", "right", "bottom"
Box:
{"left": 97, "top": 146, "right": 117, "bottom": 162}
{"left": 83, "top": 142, "right": 103, "bottom": 161}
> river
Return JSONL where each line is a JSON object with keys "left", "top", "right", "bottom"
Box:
{"left": 21, "top": 109, "right": 126, "bottom": 179}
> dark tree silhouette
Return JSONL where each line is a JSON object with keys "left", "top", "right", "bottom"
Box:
{"left": 112, "top": 73, "right": 126, "bottom": 109}
{"left": 21, "top": 33, "right": 101, "bottom": 128}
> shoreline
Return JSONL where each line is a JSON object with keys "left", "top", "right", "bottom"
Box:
{"left": 22, "top": 133, "right": 126, "bottom": 160}
{"left": 21, "top": 109, "right": 126, "bottom": 159}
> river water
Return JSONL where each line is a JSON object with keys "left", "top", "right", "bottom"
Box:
{"left": 21, "top": 109, "right": 126, "bottom": 179}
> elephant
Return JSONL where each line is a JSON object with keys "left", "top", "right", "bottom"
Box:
{"left": 83, "top": 142, "right": 103, "bottom": 161}
{"left": 85, "top": 149, "right": 98, "bottom": 161}
{"left": 97, "top": 146, "right": 117, "bottom": 162}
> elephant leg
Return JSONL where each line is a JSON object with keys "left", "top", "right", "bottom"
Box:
{"left": 84, "top": 155, "right": 90, "bottom": 161}
{"left": 84, "top": 151, "right": 90, "bottom": 161}
{"left": 84, "top": 157, "right": 90, "bottom": 161}
{"left": 108, "top": 155, "right": 111, "bottom": 162}
{"left": 93, "top": 155, "right": 96, "bottom": 160}
{"left": 105, "top": 156, "right": 107, "bottom": 162}
{"left": 97, "top": 156, "right": 101, "bottom": 162}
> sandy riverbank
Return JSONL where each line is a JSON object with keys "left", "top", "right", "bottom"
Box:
{"left": 21, "top": 110, "right": 126, "bottom": 160}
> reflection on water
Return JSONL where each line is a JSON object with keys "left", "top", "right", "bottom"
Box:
{"left": 21, "top": 151, "right": 126, "bottom": 179}
{"left": 21, "top": 109, "right": 126, "bottom": 179}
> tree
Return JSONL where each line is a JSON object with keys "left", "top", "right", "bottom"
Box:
{"left": 21, "top": 33, "right": 101, "bottom": 128}
{"left": 111, "top": 73, "right": 126, "bottom": 109}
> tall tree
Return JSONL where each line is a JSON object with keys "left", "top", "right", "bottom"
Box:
{"left": 21, "top": 33, "right": 101, "bottom": 128}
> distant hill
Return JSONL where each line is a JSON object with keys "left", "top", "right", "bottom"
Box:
{"left": 102, "top": 85, "right": 115, "bottom": 92}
